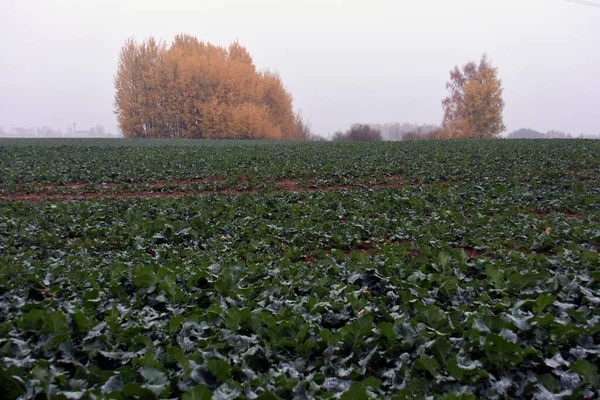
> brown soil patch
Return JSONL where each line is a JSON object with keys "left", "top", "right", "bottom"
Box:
{"left": 43, "top": 183, "right": 89, "bottom": 190}
{"left": 24, "top": 176, "right": 228, "bottom": 191}
{"left": 577, "top": 177, "right": 595, "bottom": 183}
{"left": 389, "top": 238, "right": 412, "bottom": 245}
{"left": 342, "top": 248, "right": 375, "bottom": 257}
{"left": 383, "top": 175, "right": 404, "bottom": 183}
{"left": 145, "top": 176, "right": 227, "bottom": 187}
{"left": 303, "top": 255, "right": 315, "bottom": 264}
{"left": 0, "top": 188, "right": 260, "bottom": 202}
{"left": 525, "top": 210, "right": 550, "bottom": 218}
{"left": 275, "top": 178, "right": 353, "bottom": 193}
{"left": 457, "top": 246, "right": 486, "bottom": 258}
{"left": 521, "top": 248, "right": 556, "bottom": 257}
{"left": 276, "top": 179, "right": 300, "bottom": 190}
{"left": 0, "top": 176, "right": 453, "bottom": 203}
{"left": 525, "top": 210, "right": 582, "bottom": 220}
{"left": 323, "top": 241, "right": 379, "bottom": 257}
{"left": 372, "top": 182, "right": 405, "bottom": 190}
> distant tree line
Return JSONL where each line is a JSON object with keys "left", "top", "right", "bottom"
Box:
{"left": 331, "top": 124, "right": 383, "bottom": 142}
{"left": 114, "top": 35, "right": 309, "bottom": 140}
{"left": 507, "top": 128, "right": 573, "bottom": 139}
{"left": 369, "top": 122, "right": 440, "bottom": 141}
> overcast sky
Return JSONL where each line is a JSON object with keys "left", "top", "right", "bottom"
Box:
{"left": 1, "top": 0, "right": 599, "bottom": 137}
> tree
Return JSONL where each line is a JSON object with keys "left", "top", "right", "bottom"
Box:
{"left": 347, "top": 124, "right": 383, "bottom": 141}
{"left": 293, "top": 114, "right": 312, "bottom": 140}
{"left": 442, "top": 54, "right": 505, "bottom": 139}
{"left": 332, "top": 124, "right": 383, "bottom": 142}
{"left": 114, "top": 38, "right": 144, "bottom": 137}
{"left": 114, "top": 35, "right": 307, "bottom": 140}
{"left": 402, "top": 131, "right": 426, "bottom": 141}
{"left": 331, "top": 130, "right": 347, "bottom": 142}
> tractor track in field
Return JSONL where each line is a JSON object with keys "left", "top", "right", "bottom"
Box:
{"left": 1, "top": 174, "right": 597, "bottom": 203}
{"left": 0, "top": 176, "right": 422, "bottom": 202}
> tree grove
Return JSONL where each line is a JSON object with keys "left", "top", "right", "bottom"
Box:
{"left": 114, "top": 35, "right": 308, "bottom": 140}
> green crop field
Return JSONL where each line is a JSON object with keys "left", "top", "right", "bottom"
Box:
{"left": 1, "top": 139, "right": 599, "bottom": 399}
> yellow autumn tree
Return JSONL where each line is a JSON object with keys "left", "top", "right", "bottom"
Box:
{"left": 114, "top": 39, "right": 144, "bottom": 137}
{"left": 442, "top": 54, "right": 505, "bottom": 139}
{"left": 114, "top": 35, "right": 309, "bottom": 140}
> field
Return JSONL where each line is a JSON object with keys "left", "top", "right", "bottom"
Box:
{"left": 1, "top": 139, "right": 599, "bottom": 399}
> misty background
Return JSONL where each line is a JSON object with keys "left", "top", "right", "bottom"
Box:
{"left": 1, "top": 0, "right": 598, "bottom": 138}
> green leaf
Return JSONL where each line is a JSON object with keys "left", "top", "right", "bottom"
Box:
{"left": 20, "top": 309, "right": 44, "bottom": 331}
{"left": 182, "top": 385, "right": 212, "bottom": 400}
{"left": 508, "top": 273, "right": 546, "bottom": 292}
{"left": 377, "top": 322, "right": 395, "bottom": 341}
{"left": 447, "top": 359, "right": 465, "bottom": 380}
{"left": 0, "top": 367, "right": 26, "bottom": 399}
{"left": 207, "top": 359, "right": 230, "bottom": 382}
{"left": 484, "top": 333, "right": 523, "bottom": 369}
{"left": 73, "top": 311, "right": 91, "bottom": 333}
{"left": 168, "top": 316, "right": 186, "bottom": 334}
{"left": 571, "top": 359, "right": 600, "bottom": 388}
{"left": 256, "top": 392, "right": 281, "bottom": 400}
{"left": 538, "top": 373, "right": 561, "bottom": 393}
{"left": 340, "top": 381, "right": 369, "bottom": 400}
{"left": 166, "top": 347, "right": 190, "bottom": 373}
{"left": 415, "top": 354, "right": 440, "bottom": 377}
{"left": 160, "top": 273, "right": 179, "bottom": 301}
{"left": 132, "top": 266, "right": 158, "bottom": 288}
{"left": 224, "top": 308, "right": 252, "bottom": 330}
{"left": 134, "top": 352, "right": 163, "bottom": 369}
{"left": 415, "top": 303, "right": 445, "bottom": 328}
{"left": 534, "top": 295, "right": 556, "bottom": 313}
{"left": 362, "top": 376, "right": 381, "bottom": 388}
{"left": 340, "top": 314, "right": 374, "bottom": 349}
{"left": 437, "top": 251, "right": 450, "bottom": 269}
{"left": 122, "top": 383, "right": 157, "bottom": 400}
{"left": 101, "top": 375, "right": 124, "bottom": 394}
{"left": 31, "top": 365, "right": 49, "bottom": 381}
{"left": 43, "top": 311, "right": 69, "bottom": 334}
{"left": 432, "top": 337, "right": 453, "bottom": 366}
{"left": 140, "top": 367, "right": 168, "bottom": 385}
{"left": 444, "top": 394, "right": 476, "bottom": 400}
{"left": 485, "top": 265, "right": 504, "bottom": 288}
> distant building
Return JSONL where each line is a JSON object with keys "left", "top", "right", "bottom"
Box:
{"left": 72, "top": 123, "right": 90, "bottom": 137}
{"left": 71, "top": 123, "right": 120, "bottom": 138}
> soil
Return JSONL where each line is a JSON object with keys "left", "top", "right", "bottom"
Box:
{"left": 0, "top": 177, "right": 415, "bottom": 203}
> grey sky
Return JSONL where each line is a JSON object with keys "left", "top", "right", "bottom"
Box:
{"left": 1, "top": 0, "right": 598, "bottom": 137}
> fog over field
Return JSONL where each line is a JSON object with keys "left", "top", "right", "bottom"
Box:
{"left": 1, "top": 0, "right": 599, "bottom": 137}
